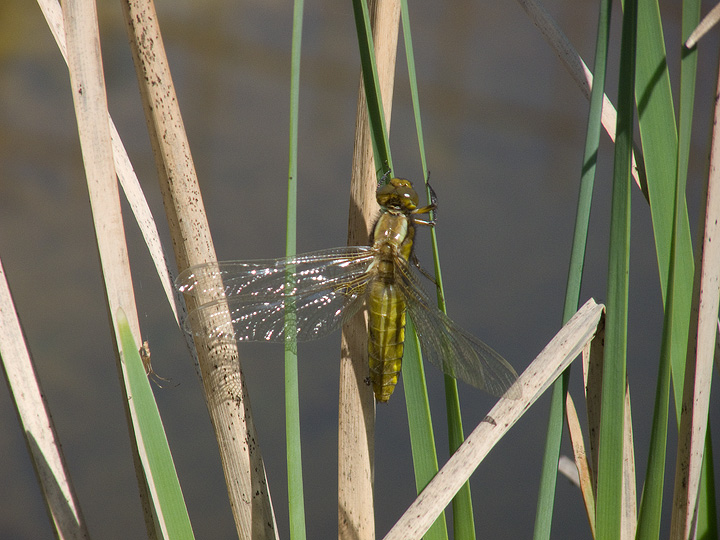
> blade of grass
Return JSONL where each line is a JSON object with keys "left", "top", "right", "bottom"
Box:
{"left": 636, "top": 1, "right": 701, "bottom": 536}
{"left": 677, "top": 0, "right": 700, "bottom": 212}
{"left": 117, "top": 309, "right": 195, "bottom": 539}
{"left": 634, "top": 0, "right": 717, "bottom": 534}
{"left": 441, "top": 374, "right": 470, "bottom": 539}
{"left": 636, "top": 166, "right": 677, "bottom": 539}
{"left": 285, "top": 0, "right": 306, "bottom": 537}
{"left": 351, "top": 0, "right": 394, "bottom": 174}
{"left": 633, "top": 0, "right": 693, "bottom": 415}
{"left": 403, "top": 319, "right": 449, "bottom": 540}
{"left": 534, "top": 375, "right": 570, "bottom": 540}
{"left": 533, "top": 0, "right": 611, "bottom": 537}
{"left": 399, "top": 0, "right": 427, "bottom": 180}
{"left": 594, "top": 0, "right": 635, "bottom": 537}
{"left": 399, "top": 2, "right": 453, "bottom": 538}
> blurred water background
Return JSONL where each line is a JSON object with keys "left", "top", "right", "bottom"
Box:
{"left": 0, "top": 0, "right": 718, "bottom": 538}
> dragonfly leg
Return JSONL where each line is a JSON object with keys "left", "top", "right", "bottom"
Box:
{"left": 412, "top": 180, "right": 438, "bottom": 224}
{"left": 411, "top": 253, "right": 438, "bottom": 286}
{"left": 377, "top": 169, "right": 393, "bottom": 188}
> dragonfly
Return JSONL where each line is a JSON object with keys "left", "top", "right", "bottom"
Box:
{"left": 176, "top": 177, "right": 519, "bottom": 403}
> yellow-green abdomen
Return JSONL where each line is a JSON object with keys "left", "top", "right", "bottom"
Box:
{"left": 367, "top": 280, "right": 406, "bottom": 402}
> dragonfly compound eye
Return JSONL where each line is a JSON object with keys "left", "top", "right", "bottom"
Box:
{"left": 376, "top": 177, "right": 419, "bottom": 211}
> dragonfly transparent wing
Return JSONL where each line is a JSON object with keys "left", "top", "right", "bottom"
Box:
{"left": 395, "top": 259, "right": 520, "bottom": 398}
{"left": 176, "top": 247, "right": 376, "bottom": 344}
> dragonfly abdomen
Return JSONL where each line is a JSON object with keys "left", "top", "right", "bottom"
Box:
{"left": 367, "top": 280, "right": 406, "bottom": 402}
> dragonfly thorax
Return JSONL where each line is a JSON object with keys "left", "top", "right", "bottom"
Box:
{"left": 372, "top": 212, "right": 415, "bottom": 265}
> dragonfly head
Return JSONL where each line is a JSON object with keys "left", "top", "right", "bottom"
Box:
{"left": 376, "top": 177, "right": 419, "bottom": 214}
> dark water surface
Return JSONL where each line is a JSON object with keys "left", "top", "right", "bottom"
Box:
{"left": 0, "top": 0, "right": 718, "bottom": 538}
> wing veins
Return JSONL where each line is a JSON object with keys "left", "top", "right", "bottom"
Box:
{"left": 394, "top": 257, "right": 519, "bottom": 397}
{"left": 178, "top": 247, "right": 376, "bottom": 343}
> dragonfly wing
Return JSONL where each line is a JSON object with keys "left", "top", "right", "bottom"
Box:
{"left": 396, "top": 261, "right": 520, "bottom": 398}
{"left": 176, "top": 247, "right": 375, "bottom": 343}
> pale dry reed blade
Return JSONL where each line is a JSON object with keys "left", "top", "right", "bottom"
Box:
{"left": 339, "top": 0, "right": 400, "bottom": 538}
{"left": 60, "top": 0, "right": 163, "bottom": 535}
{"left": 621, "top": 385, "right": 637, "bottom": 540}
{"left": 565, "top": 392, "right": 596, "bottom": 537}
{"left": 514, "top": 0, "right": 643, "bottom": 193}
{"left": 0, "top": 258, "right": 91, "bottom": 540}
{"left": 382, "top": 299, "right": 604, "bottom": 540}
{"left": 36, "top": 0, "right": 185, "bottom": 335}
{"left": 685, "top": 3, "right": 720, "bottom": 49}
{"left": 669, "top": 52, "right": 720, "bottom": 538}
{"left": 62, "top": 0, "right": 139, "bottom": 336}
{"left": 583, "top": 315, "right": 603, "bottom": 482}
{"left": 119, "top": 0, "right": 278, "bottom": 537}
{"left": 120, "top": 0, "right": 280, "bottom": 537}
